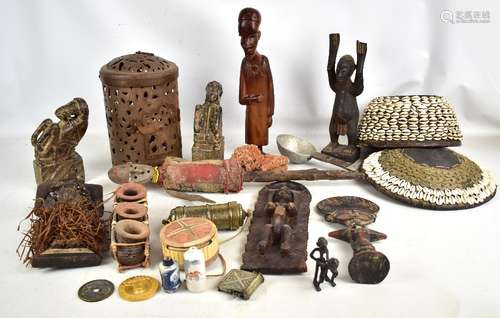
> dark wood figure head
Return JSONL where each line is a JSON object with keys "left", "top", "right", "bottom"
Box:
{"left": 238, "top": 8, "right": 261, "bottom": 58}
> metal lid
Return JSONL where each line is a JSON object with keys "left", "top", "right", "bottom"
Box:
{"left": 99, "top": 51, "right": 178, "bottom": 87}
{"left": 160, "top": 217, "right": 217, "bottom": 248}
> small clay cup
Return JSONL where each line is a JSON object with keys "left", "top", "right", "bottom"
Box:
{"left": 114, "top": 202, "right": 148, "bottom": 221}
{"left": 116, "top": 182, "right": 147, "bottom": 202}
{"left": 115, "top": 219, "right": 150, "bottom": 243}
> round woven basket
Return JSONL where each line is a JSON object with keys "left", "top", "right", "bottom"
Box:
{"left": 159, "top": 217, "right": 218, "bottom": 268}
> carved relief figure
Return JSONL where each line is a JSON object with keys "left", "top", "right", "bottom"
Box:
{"left": 258, "top": 186, "right": 297, "bottom": 255}
{"left": 238, "top": 7, "right": 274, "bottom": 153}
{"left": 31, "top": 98, "right": 89, "bottom": 184}
{"left": 192, "top": 81, "right": 224, "bottom": 160}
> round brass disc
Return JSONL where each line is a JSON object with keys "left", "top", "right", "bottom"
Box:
{"left": 78, "top": 279, "right": 114, "bottom": 302}
{"left": 118, "top": 275, "right": 160, "bottom": 301}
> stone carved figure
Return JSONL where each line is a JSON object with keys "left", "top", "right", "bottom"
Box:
{"left": 192, "top": 81, "right": 224, "bottom": 160}
{"left": 31, "top": 98, "right": 88, "bottom": 184}
{"left": 322, "top": 33, "right": 367, "bottom": 163}
{"left": 258, "top": 186, "right": 297, "bottom": 255}
{"left": 238, "top": 7, "right": 274, "bottom": 153}
{"left": 309, "top": 237, "right": 339, "bottom": 291}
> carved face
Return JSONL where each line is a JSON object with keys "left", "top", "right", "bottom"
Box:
{"left": 205, "top": 82, "right": 222, "bottom": 104}
{"left": 336, "top": 55, "right": 356, "bottom": 81}
{"left": 240, "top": 31, "right": 260, "bottom": 57}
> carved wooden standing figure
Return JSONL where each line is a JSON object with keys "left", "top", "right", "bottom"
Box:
{"left": 238, "top": 7, "right": 274, "bottom": 153}
{"left": 31, "top": 98, "right": 89, "bottom": 185}
{"left": 322, "top": 33, "right": 367, "bottom": 163}
{"left": 259, "top": 186, "right": 297, "bottom": 255}
{"left": 192, "top": 81, "right": 224, "bottom": 160}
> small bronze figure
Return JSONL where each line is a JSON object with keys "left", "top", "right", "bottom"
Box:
{"left": 309, "top": 237, "right": 339, "bottom": 291}
{"left": 317, "top": 196, "right": 389, "bottom": 284}
{"left": 238, "top": 8, "right": 274, "bottom": 153}
{"left": 31, "top": 98, "right": 88, "bottom": 185}
{"left": 192, "top": 81, "right": 225, "bottom": 160}
{"left": 322, "top": 33, "right": 366, "bottom": 164}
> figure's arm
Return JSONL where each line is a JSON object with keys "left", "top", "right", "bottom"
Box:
{"left": 353, "top": 40, "right": 367, "bottom": 96}
{"left": 327, "top": 33, "right": 340, "bottom": 91}
{"left": 309, "top": 248, "right": 319, "bottom": 260}
{"left": 265, "top": 202, "right": 277, "bottom": 215}
{"left": 239, "top": 60, "right": 255, "bottom": 105}
{"left": 37, "top": 125, "right": 59, "bottom": 157}
{"left": 213, "top": 107, "right": 222, "bottom": 137}
{"left": 31, "top": 119, "right": 53, "bottom": 146}
{"left": 193, "top": 105, "right": 202, "bottom": 133}
{"left": 266, "top": 57, "right": 275, "bottom": 127}
{"left": 239, "top": 60, "right": 246, "bottom": 105}
{"left": 286, "top": 202, "right": 297, "bottom": 217}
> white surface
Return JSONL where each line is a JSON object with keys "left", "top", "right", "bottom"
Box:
{"left": 2, "top": 1, "right": 500, "bottom": 318}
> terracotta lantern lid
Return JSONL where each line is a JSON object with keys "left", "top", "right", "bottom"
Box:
{"left": 160, "top": 217, "right": 217, "bottom": 248}
{"left": 99, "top": 51, "right": 178, "bottom": 87}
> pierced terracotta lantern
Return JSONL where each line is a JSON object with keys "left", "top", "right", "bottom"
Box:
{"left": 100, "top": 51, "right": 182, "bottom": 166}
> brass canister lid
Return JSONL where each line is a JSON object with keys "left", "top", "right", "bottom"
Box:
{"left": 99, "top": 51, "right": 178, "bottom": 87}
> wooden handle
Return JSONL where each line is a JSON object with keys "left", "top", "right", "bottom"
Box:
{"left": 310, "top": 152, "right": 354, "bottom": 170}
{"left": 243, "top": 169, "right": 364, "bottom": 183}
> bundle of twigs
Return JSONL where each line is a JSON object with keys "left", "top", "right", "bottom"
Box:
{"left": 17, "top": 197, "right": 105, "bottom": 265}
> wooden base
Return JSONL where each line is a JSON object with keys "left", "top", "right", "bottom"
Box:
{"left": 241, "top": 181, "right": 311, "bottom": 274}
{"left": 32, "top": 182, "right": 105, "bottom": 268}
{"left": 321, "top": 143, "right": 360, "bottom": 163}
{"left": 33, "top": 153, "right": 85, "bottom": 185}
{"left": 32, "top": 248, "right": 102, "bottom": 268}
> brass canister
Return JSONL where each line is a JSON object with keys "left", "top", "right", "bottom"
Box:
{"left": 164, "top": 201, "right": 245, "bottom": 230}
{"left": 99, "top": 51, "right": 182, "bottom": 166}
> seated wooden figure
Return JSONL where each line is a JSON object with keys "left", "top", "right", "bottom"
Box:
{"left": 322, "top": 33, "right": 367, "bottom": 164}
{"left": 192, "top": 81, "right": 224, "bottom": 160}
{"left": 31, "top": 98, "right": 88, "bottom": 185}
{"left": 258, "top": 187, "right": 297, "bottom": 255}
{"left": 242, "top": 181, "right": 311, "bottom": 274}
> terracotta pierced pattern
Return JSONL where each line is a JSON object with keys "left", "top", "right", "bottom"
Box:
{"left": 100, "top": 52, "right": 182, "bottom": 166}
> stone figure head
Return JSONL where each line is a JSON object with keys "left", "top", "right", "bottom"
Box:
{"left": 317, "top": 237, "right": 328, "bottom": 248}
{"left": 336, "top": 55, "right": 356, "bottom": 81}
{"left": 205, "top": 81, "right": 223, "bottom": 104}
{"left": 238, "top": 8, "right": 261, "bottom": 57}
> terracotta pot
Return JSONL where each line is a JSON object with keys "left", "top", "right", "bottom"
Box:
{"left": 115, "top": 219, "right": 149, "bottom": 243}
{"left": 116, "top": 182, "right": 147, "bottom": 202}
{"left": 114, "top": 202, "right": 147, "bottom": 221}
{"left": 116, "top": 245, "right": 146, "bottom": 266}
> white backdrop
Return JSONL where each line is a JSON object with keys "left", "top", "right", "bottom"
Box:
{"left": 2, "top": 1, "right": 500, "bottom": 318}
